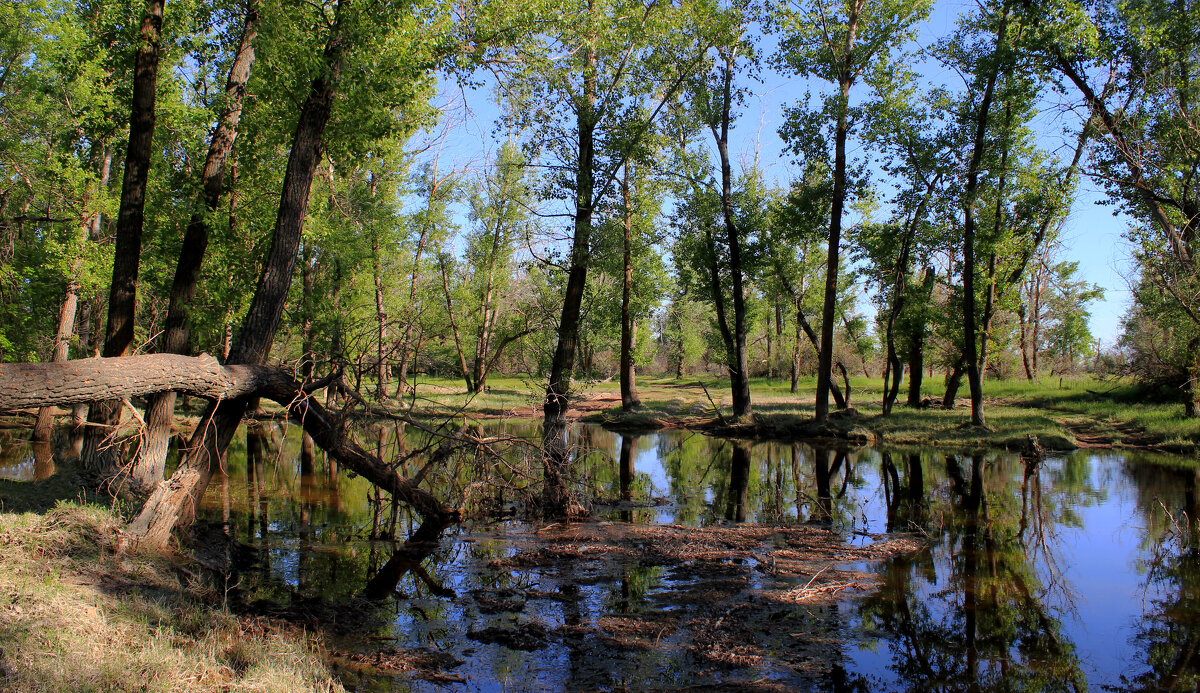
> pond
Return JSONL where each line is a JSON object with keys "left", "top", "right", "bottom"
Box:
{"left": 3, "top": 420, "right": 1199, "bottom": 691}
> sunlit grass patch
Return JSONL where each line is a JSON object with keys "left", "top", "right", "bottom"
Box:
{"left": 0, "top": 503, "right": 345, "bottom": 693}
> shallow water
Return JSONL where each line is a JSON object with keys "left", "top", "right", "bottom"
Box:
{"left": 3, "top": 421, "right": 1200, "bottom": 691}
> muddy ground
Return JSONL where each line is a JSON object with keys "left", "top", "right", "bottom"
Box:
{"left": 322, "top": 521, "right": 925, "bottom": 691}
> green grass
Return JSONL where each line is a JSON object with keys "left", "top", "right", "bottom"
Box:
{"left": 386, "top": 374, "right": 546, "bottom": 418}
{"left": 399, "top": 372, "right": 1200, "bottom": 453}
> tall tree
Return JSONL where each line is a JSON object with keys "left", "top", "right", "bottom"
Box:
{"left": 669, "top": 26, "right": 761, "bottom": 422}
{"left": 854, "top": 62, "right": 947, "bottom": 415}
{"left": 773, "top": 0, "right": 932, "bottom": 423}
{"left": 124, "top": 0, "right": 450, "bottom": 548}
{"left": 84, "top": 0, "right": 165, "bottom": 463}
{"left": 497, "top": 0, "right": 716, "bottom": 427}
{"left": 441, "top": 143, "right": 540, "bottom": 393}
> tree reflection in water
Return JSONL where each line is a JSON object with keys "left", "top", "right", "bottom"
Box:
{"left": 858, "top": 452, "right": 1089, "bottom": 691}
{"left": 123, "top": 421, "right": 1200, "bottom": 690}
{"left": 1118, "top": 465, "right": 1200, "bottom": 690}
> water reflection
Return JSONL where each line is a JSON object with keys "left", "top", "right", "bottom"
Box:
{"left": 5, "top": 423, "right": 1200, "bottom": 689}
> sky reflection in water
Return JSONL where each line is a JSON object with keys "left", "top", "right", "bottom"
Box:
{"left": 3, "top": 422, "right": 1196, "bottom": 691}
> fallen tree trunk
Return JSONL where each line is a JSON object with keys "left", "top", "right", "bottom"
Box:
{"left": 1, "top": 354, "right": 281, "bottom": 410}
{"left": 0, "top": 355, "right": 458, "bottom": 535}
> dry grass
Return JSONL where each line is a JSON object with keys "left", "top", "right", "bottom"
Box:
{"left": 0, "top": 503, "right": 345, "bottom": 693}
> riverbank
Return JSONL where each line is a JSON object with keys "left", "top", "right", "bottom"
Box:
{"left": 397, "top": 374, "right": 1200, "bottom": 453}
{"left": 0, "top": 497, "right": 344, "bottom": 693}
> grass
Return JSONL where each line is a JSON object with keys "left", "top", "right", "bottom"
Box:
{"left": 0, "top": 499, "right": 345, "bottom": 693}
{"left": 396, "top": 372, "right": 1200, "bottom": 453}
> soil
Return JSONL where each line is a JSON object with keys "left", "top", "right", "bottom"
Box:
{"left": 1061, "top": 415, "right": 1157, "bottom": 449}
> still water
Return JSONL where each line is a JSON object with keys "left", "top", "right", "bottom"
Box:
{"left": 3, "top": 420, "right": 1199, "bottom": 691}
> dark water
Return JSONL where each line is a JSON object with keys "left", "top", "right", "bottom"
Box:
{"left": 3, "top": 421, "right": 1200, "bottom": 691}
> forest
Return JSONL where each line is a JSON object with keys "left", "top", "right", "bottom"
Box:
{"left": 0, "top": 0, "right": 1198, "bottom": 687}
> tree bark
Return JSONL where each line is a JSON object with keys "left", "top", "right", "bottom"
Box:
{"left": 470, "top": 217, "right": 501, "bottom": 393}
{"left": 544, "top": 43, "right": 597, "bottom": 426}
{"left": 790, "top": 311, "right": 800, "bottom": 394}
{"left": 906, "top": 267, "right": 935, "bottom": 407}
{"left": 816, "top": 10, "right": 859, "bottom": 423}
{"left": 786, "top": 292, "right": 846, "bottom": 408}
{"left": 439, "top": 255, "right": 472, "bottom": 391}
{"left": 943, "top": 359, "right": 964, "bottom": 409}
{"left": 131, "top": 4, "right": 259, "bottom": 490}
{"left": 0, "top": 354, "right": 290, "bottom": 411}
{"left": 0, "top": 355, "right": 458, "bottom": 545}
{"left": 1019, "top": 301, "right": 1033, "bottom": 380}
{"left": 368, "top": 175, "right": 389, "bottom": 401}
{"left": 541, "top": 66, "right": 595, "bottom": 512}
{"left": 1186, "top": 336, "right": 1200, "bottom": 418}
{"left": 84, "top": 0, "right": 165, "bottom": 465}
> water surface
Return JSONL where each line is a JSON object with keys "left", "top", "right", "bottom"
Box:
{"left": 3, "top": 422, "right": 1198, "bottom": 691}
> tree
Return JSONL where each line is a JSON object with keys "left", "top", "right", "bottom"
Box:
{"left": 668, "top": 23, "right": 763, "bottom": 422}
{"left": 495, "top": 0, "right": 718, "bottom": 516}
{"left": 83, "top": 0, "right": 166, "bottom": 464}
{"left": 496, "top": 0, "right": 716, "bottom": 426}
{"left": 129, "top": 0, "right": 260, "bottom": 491}
{"left": 1040, "top": 0, "right": 1200, "bottom": 415}
{"left": 854, "top": 60, "right": 947, "bottom": 415}
{"left": 762, "top": 164, "right": 838, "bottom": 396}
{"left": 773, "top": 0, "right": 932, "bottom": 423}
{"left": 444, "top": 143, "right": 539, "bottom": 394}
{"left": 124, "top": 0, "right": 454, "bottom": 548}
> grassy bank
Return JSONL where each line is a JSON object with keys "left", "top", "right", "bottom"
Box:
{"left": 397, "top": 373, "right": 1200, "bottom": 452}
{"left": 0, "top": 500, "right": 344, "bottom": 693}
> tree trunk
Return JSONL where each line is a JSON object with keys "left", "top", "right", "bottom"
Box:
{"left": 765, "top": 307, "right": 773, "bottom": 378}
{"left": 131, "top": 5, "right": 259, "bottom": 491}
{"left": 439, "top": 255, "right": 472, "bottom": 391}
{"left": 544, "top": 59, "right": 596, "bottom": 425}
{"left": 712, "top": 53, "right": 751, "bottom": 421}
{"left": 906, "top": 267, "right": 934, "bottom": 407}
{"left": 369, "top": 176, "right": 389, "bottom": 402}
{"left": 791, "top": 297, "right": 846, "bottom": 409}
{"left": 1019, "top": 301, "right": 1033, "bottom": 381}
{"left": 84, "top": 0, "right": 165, "bottom": 466}
{"left": 0, "top": 355, "right": 459, "bottom": 546}
{"left": 471, "top": 204, "right": 504, "bottom": 394}
{"left": 906, "top": 335, "right": 924, "bottom": 407}
{"left": 960, "top": 5, "right": 1009, "bottom": 428}
{"left": 125, "top": 8, "right": 351, "bottom": 550}
{"left": 397, "top": 202, "right": 434, "bottom": 395}
{"left": 816, "top": 36, "right": 857, "bottom": 423}
{"left": 541, "top": 58, "right": 596, "bottom": 516}
{"left": 943, "top": 359, "right": 964, "bottom": 410}
{"left": 619, "top": 165, "right": 639, "bottom": 411}
{"left": 790, "top": 312, "right": 800, "bottom": 394}
{"left": 1030, "top": 272, "right": 1043, "bottom": 376}
{"left": 1186, "top": 336, "right": 1200, "bottom": 418}
{"left": 33, "top": 270, "right": 80, "bottom": 441}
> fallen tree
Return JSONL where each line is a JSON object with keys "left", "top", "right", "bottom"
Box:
{"left": 0, "top": 354, "right": 459, "bottom": 542}
{"left": 1, "top": 1, "right": 467, "bottom": 552}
